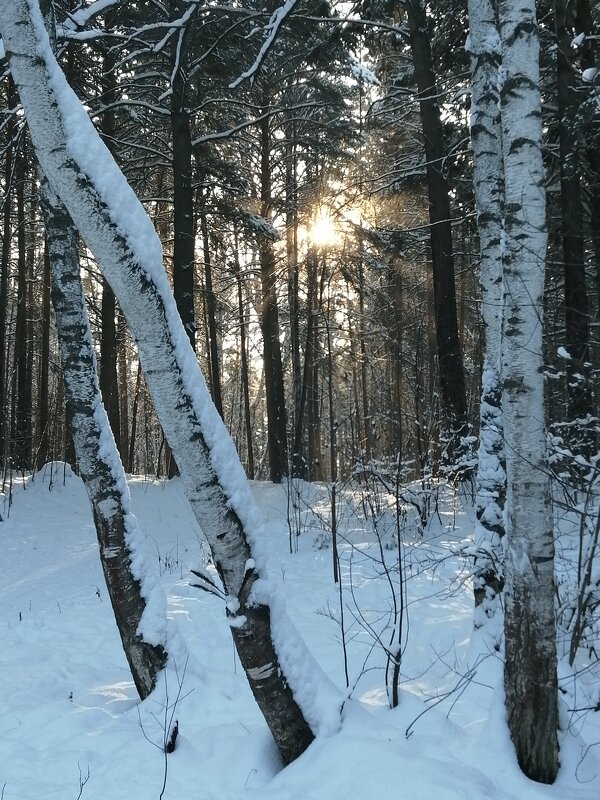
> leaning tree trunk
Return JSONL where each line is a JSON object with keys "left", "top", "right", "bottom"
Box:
{"left": 39, "top": 178, "right": 168, "bottom": 699}
{"left": 0, "top": 0, "right": 316, "bottom": 764}
{"left": 467, "top": 0, "right": 506, "bottom": 621}
{"left": 498, "top": 0, "right": 559, "bottom": 783}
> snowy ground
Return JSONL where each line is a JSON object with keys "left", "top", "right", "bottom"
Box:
{"left": 1, "top": 466, "right": 599, "bottom": 799}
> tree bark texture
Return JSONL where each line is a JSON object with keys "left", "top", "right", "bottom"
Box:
{"left": 40, "top": 180, "right": 167, "bottom": 699}
{"left": 467, "top": 0, "right": 506, "bottom": 619}
{"left": 170, "top": 3, "right": 196, "bottom": 352}
{"left": 406, "top": 0, "right": 468, "bottom": 459}
{"left": 98, "top": 18, "right": 122, "bottom": 459}
{"left": 14, "top": 145, "right": 32, "bottom": 468}
{"left": 555, "top": 0, "right": 592, "bottom": 426}
{"left": 37, "top": 241, "right": 51, "bottom": 468}
{"left": 259, "top": 110, "right": 288, "bottom": 482}
{"left": 200, "top": 202, "right": 223, "bottom": 416}
{"left": 0, "top": 77, "right": 16, "bottom": 467}
{"left": 498, "top": 0, "right": 559, "bottom": 782}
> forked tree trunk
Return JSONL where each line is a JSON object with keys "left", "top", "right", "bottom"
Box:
{"left": 467, "top": 0, "right": 506, "bottom": 619}
{"left": 40, "top": 178, "right": 167, "bottom": 698}
{"left": 498, "top": 0, "right": 559, "bottom": 783}
{"left": 0, "top": 0, "right": 315, "bottom": 763}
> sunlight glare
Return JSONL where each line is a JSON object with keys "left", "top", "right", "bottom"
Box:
{"left": 309, "top": 209, "right": 339, "bottom": 248}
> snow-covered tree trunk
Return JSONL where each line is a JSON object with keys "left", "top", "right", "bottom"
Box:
{"left": 40, "top": 179, "right": 168, "bottom": 698}
{"left": 0, "top": 0, "right": 315, "bottom": 764}
{"left": 466, "top": 0, "right": 506, "bottom": 623}
{"left": 498, "top": 0, "right": 559, "bottom": 783}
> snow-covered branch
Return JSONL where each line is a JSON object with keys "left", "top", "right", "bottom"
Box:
{"left": 230, "top": 0, "right": 299, "bottom": 88}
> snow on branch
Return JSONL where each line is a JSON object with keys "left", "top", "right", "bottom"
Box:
{"left": 60, "top": 0, "right": 120, "bottom": 31}
{"left": 229, "top": 0, "right": 298, "bottom": 88}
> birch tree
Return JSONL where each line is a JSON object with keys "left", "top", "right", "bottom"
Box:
{"left": 35, "top": 0, "right": 169, "bottom": 700}
{"left": 40, "top": 178, "right": 168, "bottom": 698}
{"left": 498, "top": 0, "right": 559, "bottom": 783}
{"left": 0, "top": 0, "right": 320, "bottom": 764}
{"left": 466, "top": 0, "right": 505, "bottom": 622}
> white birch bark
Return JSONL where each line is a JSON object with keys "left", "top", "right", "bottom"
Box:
{"left": 35, "top": 0, "right": 168, "bottom": 703}
{"left": 497, "top": 0, "right": 559, "bottom": 783}
{"left": 466, "top": 0, "right": 506, "bottom": 624}
{"left": 0, "top": 0, "right": 316, "bottom": 763}
{"left": 40, "top": 178, "right": 168, "bottom": 698}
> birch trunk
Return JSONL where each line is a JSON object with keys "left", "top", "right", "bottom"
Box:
{"left": 466, "top": 0, "right": 506, "bottom": 621}
{"left": 498, "top": 0, "right": 559, "bottom": 782}
{"left": 40, "top": 179, "right": 167, "bottom": 698}
{"left": 0, "top": 0, "right": 314, "bottom": 763}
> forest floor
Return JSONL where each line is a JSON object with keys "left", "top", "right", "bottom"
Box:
{"left": 1, "top": 465, "right": 599, "bottom": 800}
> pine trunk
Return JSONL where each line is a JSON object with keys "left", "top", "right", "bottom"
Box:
{"left": 555, "top": 0, "right": 592, "bottom": 429}
{"left": 259, "top": 109, "right": 288, "bottom": 482}
{"left": 406, "top": 0, "right": 468, "bottom": 463}
{"left": 0, "top": 78, "right": 15, "bottom": 468}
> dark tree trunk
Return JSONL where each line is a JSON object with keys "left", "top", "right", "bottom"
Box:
{"left": 357, "top": 252, "right": 372, "bottom": 465}
{"left": 259, "top": 109, "right": 288, "bottom": 482}
{"left": 98, "top": 28, "right": 122, "bottom": 457}
{"left": 14, "top": 144, "right": 32, "bottom": 468}
{"left": 200, "top": 202, "right": 223, "bottom": 416}
{"left": 0, "top": 78, "right": 15, "bottom": 467}
{"left": 37, "top": 240, "right": 51, "bottom": 468}
{"left": 233, "top": 226, "right": 255, "bottom": 478}
{"left": 167, "top": 16, "right": 196, "bottom": 480}
{"left": 306, "top": 248, "right": 324, "bottom": 481}
{"left": 171, "top": 26, "right": 196, "bottom": 351}
{"left": 556, "top": 0, "right": 592, "bottom": 426}
{"left": 406, "top": 0, "right": 468, "bottom": 461}
{"left": 285, "top": 113, "right": 302, "bottom": 455}
{"left": 117, "top": 313, "right": 130, "bottom": 469}
{"left": 100, "top": 279, "right": 121, "bottom": 448}
{"left": 128, "top": 363, "right": 142, "bottom": 474}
